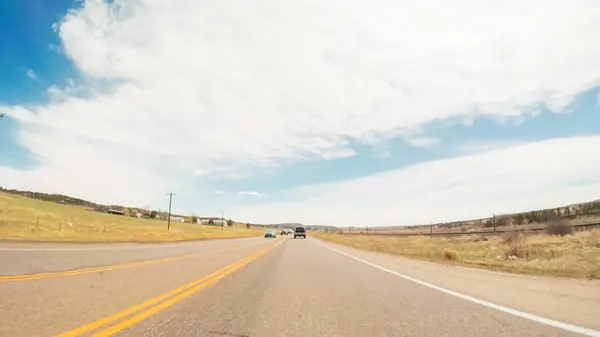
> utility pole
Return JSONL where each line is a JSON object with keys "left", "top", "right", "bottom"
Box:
{"left": 166, "top": 193, "right": 175, "bottom": 230}
{"left": 492, "top": 213, "right": 496, "bottom": 233}
{"left": 221, "top": 210, "right": 224, "bottom": 230}
{"left": 430, "top": 221, "right": 433, "bottom": 234}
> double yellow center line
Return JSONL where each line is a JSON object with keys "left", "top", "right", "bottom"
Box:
{"left": 56, "top": 239, "right": 284, "bottom": 337}
{"left": 0, "top": 241, "right": 265, "bottom": 282}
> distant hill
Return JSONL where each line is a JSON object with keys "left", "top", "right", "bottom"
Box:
{"left": 277, "top": 223, "right": 302, "bottom": 229}
{"left": 569, "top": 199, "right": 600, "bottom": 206}
{"left": 274, "top": 223, "right": 338, "bottom": 230}
{"left": 3, "top": 186, "right": 598, "bottom": 230}
{"left": 0, "top": 187, "right": 99, "bottom": 208}
{"left": 305, "top": 225, "right": 337, "bottom": 230}
{"left": 1, "top": 188, "right": 202, "bottom": 221}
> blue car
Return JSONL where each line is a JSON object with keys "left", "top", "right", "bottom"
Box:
{"left": 264, "top": 230, "right": 276, "bottom": 238}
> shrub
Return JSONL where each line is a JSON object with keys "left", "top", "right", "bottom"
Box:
{"left": 545, "top": 219, "right": 572, "bottom": 237}
{"left": 443, "top": 249, "right": 459, "bottom": 261}
{"left": 473, "top": 235, "right": 488, "bottom": 242}
{"left": 504, "top": 245, "right": 533, "bottom": 260}
{"left": 502, "top": 230, "right": 525, "bottom": 244}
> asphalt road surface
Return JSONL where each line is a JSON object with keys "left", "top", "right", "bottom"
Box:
{"left": 1, "top": 236, "right": 599, "bottom": 337}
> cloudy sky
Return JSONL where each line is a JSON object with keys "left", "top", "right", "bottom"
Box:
{"left": 1, "top": 0, "right": 600, "bottom": 226}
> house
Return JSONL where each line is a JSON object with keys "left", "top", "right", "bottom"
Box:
{"left": 213, "top": 219, "right": 227, "bottom": 226}
{"left": 169, "top": 216, "right": 185, "bottom": 223}
{"left": 197, "top": 218, "right": 227, "bottom": 226}
{"left": 132, "top": 212, "right": 151, "bottom": 219}
{"left": 108, "top": 209, "right": 125, "bottom": 216}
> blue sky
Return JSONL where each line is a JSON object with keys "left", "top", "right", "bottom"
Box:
{"left": 1, "top": 0, "right": 600, "bottom": 226}
{"left": 0, "top": 0, "right": 78, "bottom": 169}
{"left": 0, "top": 1, "right": 79, "bottom": 104}
{"left": 217, "top": 93, "right": 600, "bottom": 197}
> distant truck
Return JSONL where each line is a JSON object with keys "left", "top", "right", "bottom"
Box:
{"left": 293, "top": 226, "right": 306, "bottom": 239}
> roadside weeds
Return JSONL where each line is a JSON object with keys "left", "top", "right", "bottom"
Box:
{"left": 313, "top": 229, "right": 600, "bottom": 279}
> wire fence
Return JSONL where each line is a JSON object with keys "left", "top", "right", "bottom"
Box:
{"left": 0, "top": 206, "right": 263, "bottom": 243}
{"left": 322, "top": 221, "right": 600, "bottom": 237}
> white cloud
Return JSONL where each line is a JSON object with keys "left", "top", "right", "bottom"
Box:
{"left": 230, "top": 136, "right": 600, "bottom": 226}
{"left": 237, "top": 191, "right": 264, "bottom": 197}
{"left": 26, "top": 69, "right": 37, "bottom": 79}
{"left": 1, "top": 0, "right": 600, "bottom": 214}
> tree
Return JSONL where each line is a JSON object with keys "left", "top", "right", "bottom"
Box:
{"left": 527, "top": 211, "right": 538, "bottom": 223}
{"left": 513, "top": 214, "right": 524, "bottom": 226}
{"left": 495, "top": 216, "right": 508, "bottom": 227}
{"left": 226, "top": 219, "right": 233, "bottom": 227}
{"left": 208, "top": 218, "right": 214, "bottom": 225}
{"left": 545, "top": 219, "right": 572, "bottom": 236}
{"left": 191, "top": 216, "right": 198, "bottom": 224}
{"left": 246, "top": 223, "right": 250, "bottom": 229}
{"left": 149, "top": 211, "right": 157, "bottom": 219}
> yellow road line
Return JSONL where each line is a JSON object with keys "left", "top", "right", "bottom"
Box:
{"left": 0, "top": 241, "right": 264, "bottom": 282}
{"left": 56, "top": 240, "right": 283, "bottom": 337}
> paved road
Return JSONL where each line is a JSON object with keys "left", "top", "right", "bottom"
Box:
{"left": 0, "top": 238, "right": 261, "bottom": 276}
{"left": 1, "top": 236, "right": 599, "bottom": 337}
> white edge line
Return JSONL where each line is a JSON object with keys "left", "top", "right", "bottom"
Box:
{"left": 315, "top": 240, "right": 600, "bottom": 337}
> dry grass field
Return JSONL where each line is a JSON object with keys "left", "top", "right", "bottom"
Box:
{"left": 0, "top": 192, "right": 263, "bottom": 242}
{"left": 313, "top": 229, "right": 600, "bottom": 279}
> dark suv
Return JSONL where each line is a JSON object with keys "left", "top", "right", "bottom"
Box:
{"left": 293, "top": 226, "right": 306, "bottom": 239}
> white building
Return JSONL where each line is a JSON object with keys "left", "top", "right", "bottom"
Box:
{"left": 198, "top": 218, "right": 227, "bottom": 226}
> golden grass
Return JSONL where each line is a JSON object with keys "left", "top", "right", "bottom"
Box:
{"left": 0, "top": 192, "right": 263, "bottom": 242}
{"left": 313, "top": 230, "right": 600, "bottom": 279}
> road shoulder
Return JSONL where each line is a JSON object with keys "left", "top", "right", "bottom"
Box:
{"left": 312, "top": 237, "right": 600, "bottom": 332}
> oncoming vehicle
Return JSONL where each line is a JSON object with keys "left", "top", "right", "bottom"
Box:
{"left": 280, "top": 229, "right": 289, "bottom": 235}
{"left": 293, "top": 226, "right": 306, "bottom": 239}
{"left": 264, "top": 230, "right": 276, "bottom": 238}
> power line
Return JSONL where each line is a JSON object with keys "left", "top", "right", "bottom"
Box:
{"left": 221, "top": 210, "right": 224, "bottom": 230}
{"left": 166, "top": 192, "right": 176, "bottom": 230}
